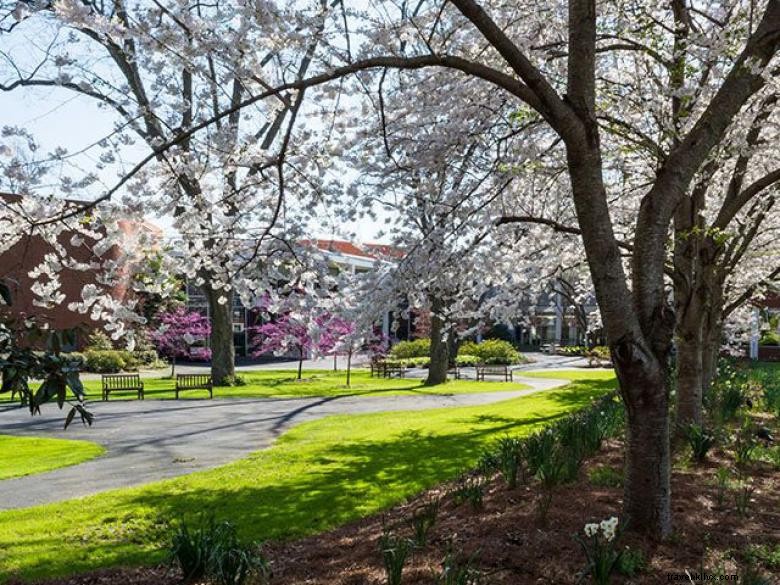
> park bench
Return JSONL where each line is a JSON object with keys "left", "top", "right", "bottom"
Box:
{"left": 175, "top": 374, "right": 213, "bottom": 399}
{"left": 447, "top": 365, "right": 462, "bottom": 380}
{"left": 101, "top": 373, "right": 144, "bottom": 400}
{"left": 475, "top": 364, "right": 513, "bottom": 382}
{"left": 370, "top": 358, "right": 387, "bottom": 378}
{"left": 383, "top": 362, "right": 406, "bottom": 378}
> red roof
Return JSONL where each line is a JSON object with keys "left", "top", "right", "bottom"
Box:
{"left": 300, "top": 239, "right": 405, "bottom": 260}
{"left": 300, "top": 239, "right": 375, "bottom": 259}
{"left": 363, "top": 243, "right": 405, "bottom": 259}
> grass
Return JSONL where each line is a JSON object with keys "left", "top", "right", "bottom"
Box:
{"left": 0, "top": 435, "right": 104, "bottom": 480}
{"left": 0, "top": 372, "right": 615, "bottom": 582}
{"left": 74, "top": 369, "right": 533, "bottom": 401}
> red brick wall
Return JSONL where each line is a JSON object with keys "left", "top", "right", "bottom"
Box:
{"left": 0, "top": 220, "right": 155, "bottom": 348}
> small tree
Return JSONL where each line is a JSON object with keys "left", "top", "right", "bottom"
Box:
{"left": 251, "top": 311, "right": 342, "bottom": 380}
{"left": 150, "top": 308, "right": 211, "bottom": 377}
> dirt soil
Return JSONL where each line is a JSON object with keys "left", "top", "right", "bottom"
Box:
{"left": 14, "top": 439, "right": 780, "bottom": 585}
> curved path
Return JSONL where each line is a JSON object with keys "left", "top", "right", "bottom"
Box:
{"left": 0, "top": 375, "right": 567, "bottom": 510}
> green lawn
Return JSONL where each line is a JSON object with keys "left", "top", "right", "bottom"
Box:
{"left": 0, "top": 435, "right": 104, "bottom": 481}
{"left": 0, "top": 372, "right": 615, "bottom": 582}
{"left": 77, "top": 369, "right": 532, "bottom": 400}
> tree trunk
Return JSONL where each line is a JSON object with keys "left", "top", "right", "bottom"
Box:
{"left": 170, "top": 355, "right": 176, "bottom": 378}
{"left": 205, "top": 288, "right": 235, "bottom": 385}
{"left": 701, "top": 312, "right": 723, "bottom": 400}
{"left": 566, "top": 144, "right": 674, "bottom": 538}
{"left": 674, "top": 328, "right": 703, "bottom": 429}
{"left": 425, "top": 299, "right": 449, "bottom": 386}
{"left": 297, "top": 347, "right": 304, "bottom": 380}
{"left": 346, "top": 350, "right": 352, "bottom": 387}
{"left": 621, "top": 364, "right": 672, "bottom": 536}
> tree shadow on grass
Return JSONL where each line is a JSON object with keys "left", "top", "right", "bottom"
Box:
{"left": 1, "top": 378, "right": 615, "bottom": 582}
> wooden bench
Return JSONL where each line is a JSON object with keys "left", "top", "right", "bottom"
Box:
{"left": 370, "top": 358, "right": 387, "bottom": 378}
{"left": 448, "top": 366, "right": 462, "bottom": 380}
{"left": 175, "top": 374, "right": 213, "bottom": 399}
{"left": 383, "top": 362, "right": 406, "bottom": 378}
{"left": 475, "top": 365, "right": 513, "bottom": 382}
{"left": 102, "top": 373, "right": 144, "bottom": 400}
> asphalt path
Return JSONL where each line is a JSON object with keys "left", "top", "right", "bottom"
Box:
{"left": 0, "top": 374, "right": 568, "bottom": 509}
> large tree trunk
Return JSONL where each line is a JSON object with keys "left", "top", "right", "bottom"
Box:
{"left": 425, "top": 299, "right": 449, "bottom": 386}
{"left": 619, "top": 362, "right": 672, "bottom": 535}
{"left": 205, "top": 288, "right": 235, "bottom": 385}
{"left": 566, "top": 143, "right": 674, "bottom": 538}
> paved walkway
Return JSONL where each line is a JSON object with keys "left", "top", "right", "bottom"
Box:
{"left": 0, "top": 375, "right": 568, "bottom": 509}
{"left": 77, "top": 351, "right": 594, "bottom": 380}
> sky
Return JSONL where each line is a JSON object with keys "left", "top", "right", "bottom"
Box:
{"left": 0, "top": 20, "right": 388, "bottom": 245}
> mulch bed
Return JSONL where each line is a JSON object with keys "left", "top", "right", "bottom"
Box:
{"left": 16, "top": 439, "right": 780, "bottom": 585}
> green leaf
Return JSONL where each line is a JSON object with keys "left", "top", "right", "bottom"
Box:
{"left": 64, "top": 407, "right": 77, "bottom": 430}
{"left": 65, "top": 371, "right": 85, "bottom": 399}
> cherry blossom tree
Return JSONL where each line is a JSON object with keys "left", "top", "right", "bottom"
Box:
{"left": 150, "top": 307, "right": 210, "bottom": 377}
{"left": 0, "top": 0, "right": 337, "bottom": 383}
{"left": 2, "top": 0, "right": 779, "bottom": 539}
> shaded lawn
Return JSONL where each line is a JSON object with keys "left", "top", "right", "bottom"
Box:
{"left": 0, "top": 375, "right": 614, "bottom": 582}
{"left": 0, "top": 435, "right": 104, "bottom": 481}
{"left": 76, "top": 369, "right": 533, "bottom": 400}
{"left": 523, "top": 369, "right": 616, "bottom": 381}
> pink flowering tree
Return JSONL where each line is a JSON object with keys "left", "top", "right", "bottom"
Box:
{"left": 150, "top": 308, "right": 211, "bottom": 377}
{"left": 251, "top": 311, "right": 342, "bottom": 380}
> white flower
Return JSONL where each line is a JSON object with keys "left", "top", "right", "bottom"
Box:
{"left": 584, "top": 523, "right": 599, "bottom": 537}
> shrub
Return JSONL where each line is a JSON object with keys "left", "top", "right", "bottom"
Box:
{"left": 168, "top": 517, "right": 270, "bottom": 585}
{"left": 454, "top": 354, "right": 479, "bottom": 366}
{"left": 85, "top": 329, "right": 114, "bottom": 351}
{"left": 588, "top": 466, "right": 623, "bottom": 488}
{"left": 84, "top": 350, "right": 128, "bottom": 373}
{"left": 759, "top": 331, "right": 780, "bottom": 346}
{"left": 378, "top": 530, "right": 412, "bottom": 585}
{"left": 458, "top": 339, "right": 523, "bottom": 365}
{"left": 683, "top": 423, "right": 716, "bottom": 463}
{"left": 389, "top": 338, "right": 431, "bottom": 359}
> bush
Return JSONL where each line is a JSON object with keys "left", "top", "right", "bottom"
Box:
{"left": 455, "top": 354, "right": 479, "bottom": 366}
{"left": 84, "top": 350, "right": 128, "bottom": 373}
{"left": 168, "top": 517, "right": 269, "bottom": 585}
{"left": 759, "top": 331, "right": 780, "bottom": 346}
{"left": 458, "top": 339, "right": 523, "bottom": 365}
{"left": 389, "top": 338, "right": 430, "bottom": 359}
{"left": 85, "top": 329, "right": 114, "bottom": 351}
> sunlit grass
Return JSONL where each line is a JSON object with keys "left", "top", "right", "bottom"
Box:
{"left": 0, "top": 435, "right": 104, "bottom": 481}
{"left": 71, "top": 369, "right": 533, "bottom": 400}
{"left": 0, "top": 373, "right": 614, "bottom": 582}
